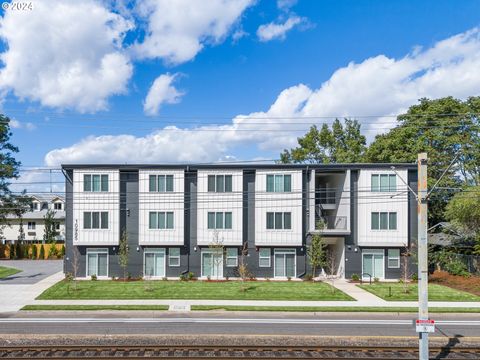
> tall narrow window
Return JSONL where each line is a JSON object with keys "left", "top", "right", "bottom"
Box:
{"left": 226, "top": 248, "right": 238, "bottom": 267}
{"left": 224, "top": 212, "right": 232, "bottom": 229}
{"left": 208, "top": 175, "right": 216, "bottom": 192}
{"left": 101, "top": 175, "right": 108, "bottom": 192}
{"left": 371, "top": 175, "right": 379, "bottom": 192}
{"left": 92, "top": 175, "right": 101, "bottom": 192}
{"left": 100, "top": 212, "right": 108, "bottom": 229}
{"left": 283, "top": 212, "right": 292, "bottom": 230}
{"left": 225, "top": 175, "right": 232, "bottom": 192}
{"left": 149, "top": 212, "right": 157, "bottom": 229}
{"left": 389, "top": 213, "right": 397, "bottom": 230}
{"left": 259, "top": 248, "right": 271, "bottom": 267}
{"left": 379, "top": 212, "right": 388, "bottom": 230}
{"left": 216, "top": 175, "right": 225, "bottom": 192}
{"left": 84, "top": 175, "right": 92, "bottom": 192}
{"left": 207, "top": 212, "right": 215, "bottom": 229}
{"left": 215, "top": 212, "right": 224, "bottom": 229}
{"left": 274, "top": 212, "right": 283, "bottom": 229}
{"left": 158, "top": 175, "right": 166, "bottom": 192}
{"left": 266, "top": 212, "right": 274, "bottom": 229}
{"left": 166, "top": 175, "right": 174, "bottom": 192}
{"left": 266, "top": 175, "right": 274, "bottom": 192}
{"left": 149, "top": 175, "right": 156, "bottom": 192}
{"left": 169, "top": 248, "right": 180, "bottom": 267}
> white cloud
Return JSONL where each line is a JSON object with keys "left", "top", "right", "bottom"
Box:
{"left": 9, "top": 119, "right": 36, "bottom": 131}
{"left": 277, "top": 0, "right": 297, "bottom": 11}
{"left": 257, "top": 16, "right": 304, "bottom": 42}
{"left": 133, "top": 0, "right": 254, "bottom": 64}
{"left": 45, "top": 28, "right": 480, "bottom": 165}
{"left": 143, "top": 73, "right": 184, "bottom": 116}
{"left": 0, "top": 0, "right": 133, "bottom": 112}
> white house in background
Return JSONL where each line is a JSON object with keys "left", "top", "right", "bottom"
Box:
{"left": 1, "top": 194, "right": 65, "bottom": 244}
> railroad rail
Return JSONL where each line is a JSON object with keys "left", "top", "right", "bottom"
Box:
{"left": 0, "top": 344, "right": 479, "bottom": 359}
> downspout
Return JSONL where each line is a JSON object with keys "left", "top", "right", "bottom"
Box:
{"left": 183, "top": 165, "right": 190, "bottom": 275}
{"left": 298, "top": 166, "right": 309, "bottom": 278}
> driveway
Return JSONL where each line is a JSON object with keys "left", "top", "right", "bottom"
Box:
{"left": 0, "top": 260, "right": 63, "bottom": 284}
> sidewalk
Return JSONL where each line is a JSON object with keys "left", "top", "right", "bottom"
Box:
{"left": 0, "top": 271, "right": 64, "bottom": 312}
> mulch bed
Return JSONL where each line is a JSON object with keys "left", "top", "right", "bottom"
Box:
{"left": 429, "top": 271, "right": 480, "bottom": 297}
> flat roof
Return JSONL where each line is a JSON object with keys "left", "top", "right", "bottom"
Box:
{"left": 62, "top": 162, "right": 417, "bottom": 171}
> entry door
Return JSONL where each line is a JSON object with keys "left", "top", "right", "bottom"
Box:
{"left": 274, "top": 249, "right": 296, "bottom": 278}
{"left": 362, "top": 251, "right": 384, "bottom": 279}
{"left": 144, "top": 250, "right": 165, "bottom": 277}
{"left": 202, "top": 251, "right": 223, "bottom": 278}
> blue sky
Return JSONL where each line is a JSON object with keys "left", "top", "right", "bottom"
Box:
{"left": 0, "top": 0, "right": 479, "bottom": 191}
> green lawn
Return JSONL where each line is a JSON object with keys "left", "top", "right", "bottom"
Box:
{"left": 0, "top": 265, "right": 21, "bottom": 279}
{"left": 21, "top": 305, "right": 168, "bottom": 311}
{"left": 358, "top": 283, "right": 480, "bottom": 301}
{"left": 191, "top": 305, "right": 480, "bottom": 313}
{"left": 37, "top": 280, "right": 353, "bottom": 301}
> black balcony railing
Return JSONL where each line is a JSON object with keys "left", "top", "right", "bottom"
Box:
{"left": 315, "top": 215, "right": 348, "bottom": 230}
{"left": 317, "top": 188, "right": 336, "bottom": 204}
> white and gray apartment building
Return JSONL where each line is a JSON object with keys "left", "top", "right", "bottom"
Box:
{"left": 62, "top": 163, "right": 417, "bottom": 280}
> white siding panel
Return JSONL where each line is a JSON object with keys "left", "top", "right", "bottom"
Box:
{"left": 138, "top": 170, "right": 184, "bottom": 246}
{"left": 73, "top": 170, "right": 120, "bottom": 246}
{"left": 357, "top": 169, "right": 408, "bottom": 247}
{"left": 255, "top": 170, "right": 303, "bottom": 246}
{"left": 196, "top": 170, "right": 243, "bottom": 246}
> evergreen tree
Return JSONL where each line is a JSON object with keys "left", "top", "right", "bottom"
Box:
{"left": 43, "top": 210, "right": 58, "bottom": 243}
{"left": 39, "top": 244, "right": 45, "bottom": 260}
{"left": 118, "top": 230, "right": 129, "bottom": 280}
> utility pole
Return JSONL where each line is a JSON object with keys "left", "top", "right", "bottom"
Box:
{"left": 417, "top": 152, "right": 429, "bottom": 360}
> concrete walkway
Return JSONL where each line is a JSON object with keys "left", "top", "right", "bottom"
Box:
{"left": 0, "top": 271, "right": 64, "bottom": 312}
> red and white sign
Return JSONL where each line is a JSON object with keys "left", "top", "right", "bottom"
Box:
{"left": 415, "top": 319, "right": 435, "bottom": 333}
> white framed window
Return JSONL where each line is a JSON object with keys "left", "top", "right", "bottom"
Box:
{"left": 149, "top": 212, "right": 174, "bottom": 229}
{"left": 53, "top": 202, "right": 62, "bottom": 210}
{"left": 149, "top": 175, "right": 174, "bottom": 192}
{"left": 274, "top": 248, "right": 296, "bottom": 278}
{"left": 144, "top": 248, "right": 166, "bottom": 277}
{"left": 83, "top": 174, "right": 109, "bottom": 192}
{"left": 169, "top": 248, "right": 180, "bottom": 267}
{"left": 226, "top": 248, "right": 238, "bottom": 267}
{"left": 86, "top": 248, "right": 108, "bottom": 277}
{"left": 207, "top": 174, "right": 233, "bottom": 192}
{"left": 27, "top": 221, "right": 36, "bottom": 230}
{"left": 371, "top": 212, "right": 397, "bottom": 230}
{"left": 207, "top": 212, "right": 232, "bottom": 229}
{"left": 259, "top": 248, "right": 271, "bottom": 267}
{"left": 55, "top": 222, "right": 60, "bottom": 230}
{"left": 266, "top": 174, "right": 292, "bottom": 192}
{"left": 371, "top": 174, "right": 396, "bottom": 192}
{"left": 266, "top": 212, "right": 291, "bottom": 230}
{"left": 83, "top": 212, "right": 108, "bottom": 229}
{"left": 387, "top": 249, "right": 400, "bottom": 268}
{"left": 32, "top": 202, "right": 39, "bottom": 211}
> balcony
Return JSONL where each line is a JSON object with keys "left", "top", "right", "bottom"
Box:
{"left": 316, "top": 188, "right": 337, "bottom": 209}
{"left": 315, "top": 215, "right": 348, "bottom": 231}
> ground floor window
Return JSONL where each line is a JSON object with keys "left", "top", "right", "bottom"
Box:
{"left": 86, "top": 248, "right": 108, "bottom": 277}
{"left": 144, "top": 248, "right": 166, "bottom": 277}
{"left": 259, "top": 248, "right": 271, "bottom": 267}
{"left": 274, "top": 248, "right": 296, "bottom": 278}
{"left": 362, "top": 249, "right": 384, "bottom": 280}
{"left": 226, "top": 248, "right": 238, "bottom": 267}
{"left": 387, "top": 249, "right": 400, "bottom": 268}
{"left": 168, "top": 248, "right": 180, "bottom": 267}
{"left": 201, "top": 249, "right": 223, "bottom": 278}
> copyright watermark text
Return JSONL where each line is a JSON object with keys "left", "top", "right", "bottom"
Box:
{"left": 2, "top": 2, "right": 33, "bottom": 11}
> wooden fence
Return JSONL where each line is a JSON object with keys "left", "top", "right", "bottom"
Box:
{"left": 0, "top": 243, "right": 64, "bottom": 260}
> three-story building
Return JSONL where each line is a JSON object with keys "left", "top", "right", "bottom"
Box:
{"left": 63, "top": 163, "right": 417, "bottom": 280}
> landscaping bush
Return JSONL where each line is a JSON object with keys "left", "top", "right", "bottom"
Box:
{"left": 39, "top": 245, "right": 45, "bottom": 260}
{"left": 179, "top": 273, "right": 187, "bottom": 281}
{"left": 351, "top": 274, "right": 360, "bottom": 282}
{"left": 187, "top": 271, "right": 195, "bottom": 280}
{"left": 15, "top": 242, "right": 21, "bottom": 259}
{"left": 373, "top": 277, "right": 380, "bottom": 283}
{"left": 304, "top": 274, "right": 313, "bottom": 281}
{"left": 91, "top": 274, "right": 97, "bottom": 281}
{"left": 444, "top": 259, "right": 470, "bottom": 277}
{"left": 48, "top": 242, "right": 59, "bottom": 259}
{"left": 31, "top": 245, "right": 37, "bottom": 259}
{"left": 60, "top": 245, "right": 65, "bottom": 258}
{"left": 9, "top": 243, "right": 15, "bottom": 259}
{"left": 23, "top": 245, "right": 29, "bottom": 259}
{"left": 412, "top": 273, "right": 418, "bottom": 281}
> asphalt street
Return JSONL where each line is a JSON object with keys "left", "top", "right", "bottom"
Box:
{"left": 1, "top": 312, "right": 479, "bottom": 337}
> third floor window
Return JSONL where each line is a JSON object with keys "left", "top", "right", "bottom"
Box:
{"left": 266, "top": 174, "right": 291, "bottom": 192}
{"left": 266, "top": 212, "right": 292, "bottom": 230}
{"left": 84, "top": 174, "right": 109, "bottom": 192}
{"left": 149, "top": 175, "right": 174, "bottom": 192}
{"left": 208, "top": 175, "right": 232, "bottom": 192}
{"left": 207, "top": 212, "right": 232, "bottom": 229}
{"left": 371, "top": 174, "right": 396, "bottom": 192}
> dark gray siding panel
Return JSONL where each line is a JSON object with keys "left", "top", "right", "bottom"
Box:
{"left": 186, "top": 171, "right": 200, "bottom": 277}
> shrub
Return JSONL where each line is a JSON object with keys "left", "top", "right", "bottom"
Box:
{"left": 23, "top": 244, "right": 29, "bottom": 259}
{"left": 179, "top": 273, "right": 187, "bottom": 281}
{"left": 373, "top": 277, "right": 380, "bottom": 283}
{"left": 31, "top": 245, "right": 37, "bottom": 259}
{"left": 39, "top": 245, "right": 45, "bottom": 260}
{"left": 351, "top": 273, "right": 360, "bottom": 282}
{"left": 187, "top": 271, "right": 195, "bottom": 280}
{"left": 162, "top": 277, "right": 168, "bottom": 281}
{"left": 9, "top": 243, "right": 15, "bottom": 259}
{"left": 304, "top": 274, "right": 313, "bottom": 281}
{"left": 48, "top": 243, "right": 59, "bottom": 259}
{"left": 15, "top": 242, "right": 21, "bottom": 259}
{"left": 411, "top": 273, "right": 418, "bottom": 281}
{"left": 444, "top": 259, "right": 470, "bottom": 277}
{"left": 287, "top": 276, "right": 292, "bottom": 281}
{"left": 91, "top": 274, "right": 97, "bottom": 281}
{"left": 60, "top": 245, "right": 65, "bottom": 258}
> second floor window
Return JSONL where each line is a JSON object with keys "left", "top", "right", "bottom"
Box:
{"left": 84, "top": 212, "right": 108, "bottom": 229}
{"left": 371, "top": 212, "right": 397, "bottom": 230}
{"left": 27, "top": 222, "right": 36, "bottom": 230}
{"left": 208, "top": 175, "right": 232, "bottom": 192}
{"left": 266, "top": 212, "right": 292, "bottom": 230}
{"left": 149, "top": 175, "right": 174, "bottom": 192}
{"left": 54, "top": 202, "right": 62, "bottom": 210}
{"left": 149, "top": 212, "right": 174, "bottom": 229}
{"left": 371, "top": 174, "right": 396, "bottom": 192}
{"left": 84, "top": 174, "right": 109, "bottom": 192}
{"left": 32, "top": 202, "right": 39, "bottom": 211}
{"left": 266, "top": 174, "right": 291, "bottom": 192}
{"left": 207, "top": 212, "right": 232, "bottom": 229}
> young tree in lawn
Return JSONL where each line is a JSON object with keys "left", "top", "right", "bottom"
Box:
{"left": 118, "top": 229, "right": 129, "bottom": 281}
{"left": 325, "top": 248, "right": 338, "bottom": 293}
{"left": 208, "top": 231, "right": 224, "bottom": 280}
{"left": 401, "top": 244, "right": 412, "bottom": 294}
{"left": 71, "top": 245, "right": 80, "bottom": 290}
{"left": 307, "top": 222, "right": 327, "bottom": 278}
{"left": 237, "top": 242, "right": 251, "bottom": 290}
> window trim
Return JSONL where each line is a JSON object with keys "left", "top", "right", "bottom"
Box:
{"left": 168, "top": 247, "right": 181, "bottom": 267}
{"left": 148, "top": 211, "right": 175, "bottom": 230}
{"left": 371, "top": 174, "right": 396, "bottom": 192}
{"left": 207, "top": 211, "right": 233, "bottom": 230}
{"left": 27, "top": 221, "right": 36, "bottom": 230}
{"left": 149, "top": 174, "right": 174, "bottom": 192}
{"left": 226, "top": 248, "right": 238, "bottom": 267}
{"left": 207, "top": 174, "right": 233, "bottom": 192}
{"left": 387, "top": 249, "right": 400, "bottom": 269}
{"left": 86, "top": 248, "right": 109, "bottom": 278}
{"left": 259, "top": 248, "right": 271, "bottom": 267}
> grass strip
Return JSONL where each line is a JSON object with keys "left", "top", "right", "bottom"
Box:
{"left": 191, "top": 305, "right": 480, "bottom": 313}
{"left": 0, "top": 265, "right": 21, "bottom": 279}
{"left": 21, "top": 305, "right": 169, "bottom": 311}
